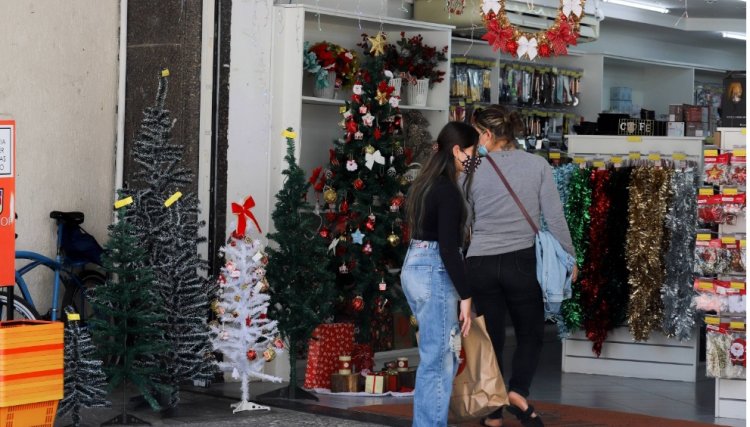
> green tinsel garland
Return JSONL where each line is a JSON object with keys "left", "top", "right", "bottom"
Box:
{"left": 561, "top": 167, "right": 592, "bottom": 332}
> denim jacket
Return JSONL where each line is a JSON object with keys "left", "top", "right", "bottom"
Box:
{"left": 535, "top": 230, "right": 576, "bottom": 318}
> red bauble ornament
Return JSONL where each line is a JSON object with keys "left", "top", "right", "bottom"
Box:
{"left": 319, "top": 227, "right": 330, "bottom": 239}
{"left": 274, "top": 337, "right": 285, "bottom": 349}
{"left": 374, "top": 127, "right": 382, "bottom": 140}
{"left": 325, "top": 212, "right": 337, "bottom": 223}
{"left": 353, "top": 178, "right": 365, "bottom": 191}
{"left": 351, "top": 295, "right": 365, "bottom": 312}
{"left": 362, "top": 242, "right": 373, "bottom": 255}
{"left": 365, "top": 217, "right": 376, "bottom": 232}
{"left": 346, "top": 119, "right": 358, "bottom": 134}
{"left": 340, "top": 199, "right": 349, "bottom": 213}
{"left": 538, "top": 43, "right": 552, "bottom": 57}
{"left": 505, "top": 40, "right": 518, "bottom": 56}
{"left": 246, "top": 349, "right": 257, "bottom": 361}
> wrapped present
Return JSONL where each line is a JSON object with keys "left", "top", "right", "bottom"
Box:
{"left": 365, "top": 372, "right": 385, "bottom": 394}
{"left": 303, "top": 323, "right": 355, "bottom": 389}
{"left": 398, "top": 368, "right": 416, "bottom": 390}
{"left": 330, "top": 372, "right": 359, "bottom": 393}
{"left": 352, "top": 343, "right": 374, "bottom": 372}
{"left": 383, "top": 372, "right": 399, "bottom": 392}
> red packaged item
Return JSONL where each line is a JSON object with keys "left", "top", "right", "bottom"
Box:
{"left": 303, "top": 323, "right": 355, "bottom": 389}
{"left": 694, "top": 235, "right": 729, "bottom": 276}
{"left": 697, "top": 194, "right": 725, "bottom": 224}
{"left": 383, "top": 371, "right": 399, "bottom": 392}
{"left": 729, "top": 151, "right": 746, "bottom": 187}
{"left": 722, "top": 236, "right": 745, "bottom": 274}
{"left": 722, "top": 193, "right": 746, "bottom": 225}
{"left": 351, "top": 343, "right": 374, "bottom": 372}
{"left": 704, "top": 151, "right": 731, "bottom": 185}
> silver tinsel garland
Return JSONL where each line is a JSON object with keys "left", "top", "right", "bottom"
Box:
{"left": 661, "top": 169, "right": 699, "bottom": 340}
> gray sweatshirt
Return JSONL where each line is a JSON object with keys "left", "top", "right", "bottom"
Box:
{"left": 466, "top": 149, "right": 575, "bottom": 258}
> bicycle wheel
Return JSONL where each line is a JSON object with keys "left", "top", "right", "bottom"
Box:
{"left": 62, "top": 269, "right": 105, "bottom": 322}
{"left": 0, "top": 294, "right": 40, "bottom": 320}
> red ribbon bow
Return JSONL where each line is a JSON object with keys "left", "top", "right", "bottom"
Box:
{"left": 232, "top": 196, "right": 262, "bottom": 236}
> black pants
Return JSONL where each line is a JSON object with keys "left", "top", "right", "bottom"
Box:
{"left": 466, "top": 246, "right": 544, "bottom": 401}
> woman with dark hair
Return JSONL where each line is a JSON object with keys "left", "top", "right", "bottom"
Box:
{"left": 469, "top": 105, "right": 576, "bottom": 427}
{"left": 401, "top": 121, "right": 480, "bottom": 427}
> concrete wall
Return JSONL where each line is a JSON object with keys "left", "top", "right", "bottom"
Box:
{"left": 0, "top": 1, "right": 120, "bottom": 313}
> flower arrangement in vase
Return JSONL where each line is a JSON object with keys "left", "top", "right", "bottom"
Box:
{"left": 384, "top": 32, "right": 448, "bottom": 88}
{"left": 304, "top": 41, "right": 358, "bottom": 98}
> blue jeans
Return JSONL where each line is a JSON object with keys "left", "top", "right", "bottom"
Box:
{"left": 401, "top": 240, "right": 460, "bottom": 427}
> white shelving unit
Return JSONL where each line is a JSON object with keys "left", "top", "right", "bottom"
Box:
{"left": 562, "top": 135, "right": 705, "bottom": 382}
{"left": 714, "top": 126, "right": 747, "bottom": 420}
{"left": 270, "top": 4, "right": 453, "bottom": 208}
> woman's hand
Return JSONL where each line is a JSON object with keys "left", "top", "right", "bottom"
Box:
{"left": 459, "top": 298, "right": 472, "bottom": 337}
{"left": 571, "top": 265, "right": 579, "bottom": 283}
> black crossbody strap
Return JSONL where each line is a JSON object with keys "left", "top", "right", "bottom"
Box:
{"left": 485, "top": 155, "right": 539, "bottom": 235}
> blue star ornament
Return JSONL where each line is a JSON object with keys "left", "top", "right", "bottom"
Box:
{"left": 351, "top": 229, "right": 365, "bottom": 245}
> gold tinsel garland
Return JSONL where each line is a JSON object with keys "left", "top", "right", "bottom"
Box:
{"left": 479, "top": 0, "right": 585, "bottom": 60}
{"left": 625, "top": 167, "right": 673, "bottom": 341}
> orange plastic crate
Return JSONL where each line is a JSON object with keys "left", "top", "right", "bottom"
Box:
{"left": 0, "top": 400, "right": 58, "bottom": 427}
{"left": 0, "top": 320, "right": 63, "bottom": 420}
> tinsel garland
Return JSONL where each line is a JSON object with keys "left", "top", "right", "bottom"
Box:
{"left": 602, "top": 167, "right": 631, "bottom": 329}
{"left": 560, "top": 167, "right": 592, "bottom": 333}
{"left": 625, "top": 167, "right": 673, "bottom": 341}
{"left": 661, "top": 169, "right": 699, "bottom": 340}
{"left": 582, "top": 169, "right": 612, "bottom": 356}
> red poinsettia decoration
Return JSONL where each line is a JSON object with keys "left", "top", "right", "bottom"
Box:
{"left": 547, "top": 17, "right": 578, "bottom": 56}
{"left": 538, "top": 43, "right": 552, "bottom": 58}
{"left": 481, "top": 15, "right": 514, "bottom": 52}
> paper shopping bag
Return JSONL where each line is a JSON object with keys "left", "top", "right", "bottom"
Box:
{"left": 449, "top": 315, "right": 508, "bottom": 421}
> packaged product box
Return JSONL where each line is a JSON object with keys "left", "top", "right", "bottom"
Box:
{"left": 669, "top": 104, "right": 684, "bottom": 122}
{"left": 685, "top": 122, "right": 705, "bottom": 137}
{"left": 683, "top": 105, "right": 703, "bottom": 123}
{"left": 330, "top": 372, "right": 359, "bottom": 393}
{"left": 668, "top": 121, "right": 685, "bottom": 137}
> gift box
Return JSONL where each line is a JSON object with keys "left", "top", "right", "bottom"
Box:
{"left": 398, "top": 368, "right": 417, "bottom": 389}
{"left": 352, "top": 343, "right": 374, "bottom": 372}
{"left": 667, "top": 121, "right": 685, "bottom": 137}
{"left": 684, "top": 105, "right": 703, "bottom": 123}
{"left": 330, "top": 372, "right": 359, "bottom": 393}
{"left": 365, "top": 372, "right": 385, "bottom": 394}
{"left": 383, "top": 372, "right": 400, "bottom": 392}
{"left": 303, "top": 323, "right": 355, "bottom": 389}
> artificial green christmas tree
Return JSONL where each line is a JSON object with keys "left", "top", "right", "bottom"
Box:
{"left": 312, "top": 34, "right": 416, "bottom": 350}
{"left": 266, "top": 129, "right": 336, "bottom": 398}
{"left": 125, "top": 71, "right": 216, "bottom": 408}
{"left": 91, "top": 205, "right": 170, "bottom": 423}
{"left": 58, "top": 306, "right": 110, "bottom": 427}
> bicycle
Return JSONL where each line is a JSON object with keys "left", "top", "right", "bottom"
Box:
{"left": 1, "top": 211, "right": 106, "bottom": 321}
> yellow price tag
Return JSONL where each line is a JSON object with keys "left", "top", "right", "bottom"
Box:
{"left": 696, "top": 233, "right": 712, "bottom": 241}
{"left": 626, "top": 136, "right": 642, "bottom": 143}
{"left": 628, "top": 152, "right": 641, "bottom": 160}
{"left": 721, "top": 236, "right": 738, "bottom": 244}
{"left": 671, "top": 152, "right": 687, "bottom": 160}
{"left": 730, "top": 321, "right": 745, "bottom": 330}
{"left": 164, "top": 191, "right": 183, "bottom": 207}
{"left": 114, "top": 196, "right": 134, "bottom": 209}
{"left": 67, "top": 313, "right": 81, "bottom": 321}
{"left": 704, "top": 149, "right": 719, "bottom": 157}
{"left": 161, "top": 68, "right": 170, "bottom": 77}
{"left": 610, "top": 156, "right": 622, "bottom": 164}
{"left": 698, "top": 188, "right": 714, "bottom": 196}
{"left": 733, "top": 148, "right": 746, "bottom": 157}
{"left": 549, "top": 152, "right": 561, "bottom": 159}
{"left": 704, "top": 316, "right": 720, "bottom": 325}
{"left": 593, "top": 161, "right": 606, "bottom": 168}
{"left": 722, "top": 187, "right": 739, "bottom": 195}
{"left": 740, "top": 239, "right": 746, "bottom": 248}
{"left": 698, "top": 281, "right": 714, "bottom": 290}
{"left": 573, "top": 157, "right": 586, "bottom": 164}
{"left": 282, "top": 129, "right": 297, "bottom": 139}
{"left": 741, "top": 128, "right": 747, "bottom": 135}
{"left": 648, "top": 153, "right": 661, "bottom": 161}
{"left": 731, "top": 281, "right": 746, "bottom": 290}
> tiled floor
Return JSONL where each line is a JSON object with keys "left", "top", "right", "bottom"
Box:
{"left": 238, "top": 325, "right": 746, "bottom": 426}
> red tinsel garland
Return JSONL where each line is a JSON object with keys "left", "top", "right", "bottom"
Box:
{"left": 582, "top": 170, "right": 612, "bottom": 356}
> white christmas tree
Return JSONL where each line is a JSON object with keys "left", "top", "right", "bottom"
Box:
{"left": 210, "top": 231, "right": 285, "bottom": 413}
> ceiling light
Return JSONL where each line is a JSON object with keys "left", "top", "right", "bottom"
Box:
{"left": 721, "top": 32, "right": 747, "bottom": 41}
{"left": 603, "top": 0, "right": 670, "bottom": 13}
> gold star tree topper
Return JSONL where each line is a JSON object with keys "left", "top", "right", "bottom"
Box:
{"left": 369, "top": 32, "right": 386, "bottom": 56}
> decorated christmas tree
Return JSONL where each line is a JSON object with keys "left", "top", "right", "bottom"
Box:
{"left": 210, "top": 228, "right": 284, "bottom": 413}
{"left": 311, "top": 33, "right": 413, "bottom": 351}
{"left": 90, "top": 204, "right": 170, "bottom": 421}
{"left": 58, "top": 306, "right": 110, "bottom": 427}
{"left": 125, "top": 70, "right": 216, "bottom": 408}
{"left": 266, "top": 129, "right": 335, "bottom": 398}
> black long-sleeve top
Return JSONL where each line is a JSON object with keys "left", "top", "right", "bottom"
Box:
{"left": 412, "top": 175, "right": 471, "bottom": 300}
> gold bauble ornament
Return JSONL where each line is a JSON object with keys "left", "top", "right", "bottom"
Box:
{"left": 399, "top": 175, "right": 409, "bottom": 186}
{"left": 323, "top": 188, "right": 338, "bottom": 204}
{"left": 365, "top": 145, "right": 376, "bottom": 155}
{"left": 259, "top": 277, "right": 270, "bottom": 293}
{"left": 263, "top": 348, "right": 277, "bottom": 362}
{"left": 234, "top": 295, "right": 241, "bottom": 302}
{"left": 387, "top": 233, "right": 401, "bottom": 247}
{"left": 410, "top": 315, "right": 418, "bottom": 327}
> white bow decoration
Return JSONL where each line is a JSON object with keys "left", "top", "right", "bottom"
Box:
{"left": 517, "top": 36, "right": 538, "bottom": 60}
{"left": 562, "top": 0, "right": 583, "bottom": 17}
{"left": 481, "top": 0, "right": 502, "bottom": 14}
{"left": 365, "top": 150, "right": 386, "bottom": 170}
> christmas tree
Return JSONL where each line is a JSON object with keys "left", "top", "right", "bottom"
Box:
{"left": 312, "top": 33, "right": 412, "bottom": 350}
{"left": 210, "top": 230, "right": 284, "bottom": 412}
{"left": 90, "top": 204, "right": 170, "bottom": 420}
{"left": 58, "top": 306, "right": 110, "bottom": 427}
{"left": 266, "top": 129, "right": 335, "bottom": 398}
{"left": 125, "top": 70, "right": 216, "bottom": 408}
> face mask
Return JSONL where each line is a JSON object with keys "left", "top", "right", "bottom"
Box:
{"left": 461, "top": 154, "right": 482, "bottom": 175}
{"left": 477, "top": 144, "right": 489, "bottom": 158}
